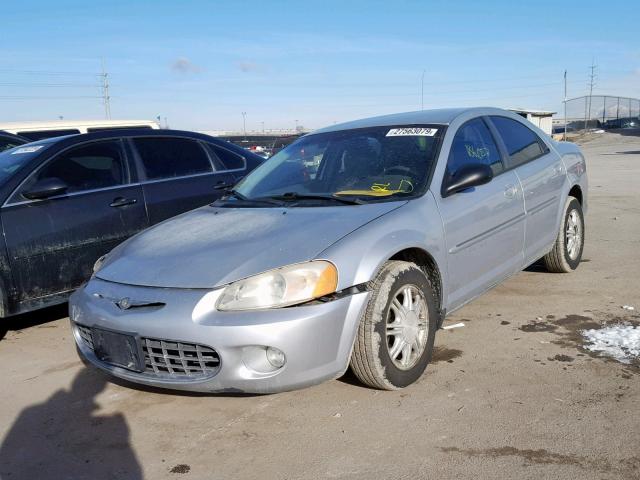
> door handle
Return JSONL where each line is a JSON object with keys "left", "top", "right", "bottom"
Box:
{"left": 110, "top": 197, "right": 137, "bottom": 208}
{"left": 504, "top": 185, "right": 517, "bottom": 199}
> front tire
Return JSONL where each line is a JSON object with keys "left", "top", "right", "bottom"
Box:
{"left": 350, "top": 261, "right": 438, "bottom": 390}
{"left": 543, "top": 196, "right": 584, "bottom": 273}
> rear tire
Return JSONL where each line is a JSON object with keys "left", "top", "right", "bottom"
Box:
{"left": 350, "top": 261, "right": 438, "bottom": 390}
{"left": 543, "top": 196, "right": 584, "bottom": 273}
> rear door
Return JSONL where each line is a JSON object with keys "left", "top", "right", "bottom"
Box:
{"left": 131, "top": 136, "right": 236, "bottom": 224}
{"left": 488, "top": 116, "right": 566, "bottom": 264}
{"left": 436, "top": 117, "right": 525, "bottom": 309}
{"left": 1, "top": 139, "right": 148, "bottom": 303}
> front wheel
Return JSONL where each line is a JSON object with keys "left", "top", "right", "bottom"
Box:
{"left": 350, "top": 261, "right": 438, "bottom": 390}
{"left": 543, "top": 196, "right": 585, "bottom": 273}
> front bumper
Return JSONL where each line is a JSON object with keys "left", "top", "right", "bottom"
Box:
{"left": 70, "top": 278, "right": 369, "bottom": 393}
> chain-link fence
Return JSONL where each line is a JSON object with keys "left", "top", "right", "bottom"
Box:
{"left": 563, "top": 95, "right": 640, "bottom": 133}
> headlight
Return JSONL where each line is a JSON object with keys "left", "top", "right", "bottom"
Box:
{"left": 92, "top": 254, "right": 108, "bottom": 274}
{"left": 216, "top": 261, "right": 338, "bottom": 311}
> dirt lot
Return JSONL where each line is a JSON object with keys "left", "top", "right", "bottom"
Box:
{"left": 1, "top": 132, "right": 639, "bottom": 480}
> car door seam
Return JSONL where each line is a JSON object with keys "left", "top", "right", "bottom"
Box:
{"left": 449, "top": 212, "right": 526, "bottom": 254}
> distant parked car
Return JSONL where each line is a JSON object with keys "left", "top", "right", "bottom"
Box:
{"left": 0, "top": 131, "right": 28, "bottom": 152}
{"left": 0, "top": 129, "right": 263, "bottom": 317}
{"left": 70, "top": 108, "right": 588, "bottom": 394}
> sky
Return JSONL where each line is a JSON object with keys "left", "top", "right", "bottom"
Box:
{"left": 2, "top": 0, "right": 639, "bottom": 131}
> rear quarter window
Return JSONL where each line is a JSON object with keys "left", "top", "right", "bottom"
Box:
{"left": 206, "top": 144, "right": 246, "bottom": 171}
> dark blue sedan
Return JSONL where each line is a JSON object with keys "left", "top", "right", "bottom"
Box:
{"left": 0, "top": 129, "right": 263, "bottom": 317}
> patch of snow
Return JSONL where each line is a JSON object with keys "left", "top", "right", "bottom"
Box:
{"left": 622, "top": 305, "right": 635, "bottom": 311}
{"left": 582, "top": 324, "right": 640, "bottom": 364}
{"left": 442, "top": 322, "right": 465, "bottom": 330}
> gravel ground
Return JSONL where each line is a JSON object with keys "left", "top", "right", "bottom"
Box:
{"left": 1, "top": 131, "right": 639, "bottom": 480}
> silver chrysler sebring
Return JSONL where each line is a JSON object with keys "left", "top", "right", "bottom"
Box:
{"left": 70, "top": 107, "right": 587, "bottom": 393}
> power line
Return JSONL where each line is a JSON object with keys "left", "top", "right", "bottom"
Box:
{"left": 0, "top": 82, "right": 101, "bottom": 88}
{"left": 0, "top": 95, "right": 102, "bottom": 99}
{"left": 0, "top": 69, "right": 102, "bottom": 76}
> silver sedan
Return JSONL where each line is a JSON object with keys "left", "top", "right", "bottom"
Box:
{"left": 70, "top": 107, "right": 588, "bottom": 393}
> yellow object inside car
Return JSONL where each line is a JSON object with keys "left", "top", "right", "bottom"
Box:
{"left": 336, "top": 179, "right": 414, "bottom": 196}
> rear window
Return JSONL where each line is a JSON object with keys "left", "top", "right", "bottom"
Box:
{"left": 87, "top": 126, "right": 153, "bottom": 132}
{"left": 133, "top": 137, "right": 213, "bottom": 180}
{"left": 490, "top": 116, "right": 547, "bottom": 167}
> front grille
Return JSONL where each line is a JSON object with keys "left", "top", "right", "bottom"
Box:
{"left": 75, "top": 324, "right": 220, "bottom": 380}
{"left": 77, "top": 324, "right": 94, "bottom": 349}
{"left": 142, "top": 338, "right": 220, "bottom": 378}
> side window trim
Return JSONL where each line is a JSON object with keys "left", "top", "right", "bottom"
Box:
{"left": 4, "top": 138, "right": 132, "bottom": 206}
{"left": 486, "top": 115, "right": 550, "bottom": 170}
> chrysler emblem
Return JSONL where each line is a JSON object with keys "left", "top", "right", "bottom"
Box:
{"left": 116, "top": 297, "right": 132, "bottom": 310}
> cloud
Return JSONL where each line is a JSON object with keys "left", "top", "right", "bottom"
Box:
{"left": 170, "top": 57, "right": 202, "bottom": 74}
{"left": 236, "top": 61, "right": 261, "bottom": 73}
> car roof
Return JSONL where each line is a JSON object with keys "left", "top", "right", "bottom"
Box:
{"left": 36, "top": 128, "right": 242, "bottom": 151}
{"left": 310, "top": 107, "right": 514, "bottom": 134}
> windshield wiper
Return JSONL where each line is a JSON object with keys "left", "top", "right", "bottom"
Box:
{"left": 215, "top": 188, "right": 283, "bottom": 206}
{"left": 262, "top": 192, "right": 365, "bottom": 205}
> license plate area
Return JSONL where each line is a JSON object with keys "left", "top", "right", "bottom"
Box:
{"left": 92, "top": 328, "right": 143, "bottom": 372}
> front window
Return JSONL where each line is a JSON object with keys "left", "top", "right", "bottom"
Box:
{"left": 20, "top": 140, "right": 128, "bottom": 195}
{"left": 0, "top": 140, "right": 53, "bottom": 186}
{"left": 233, "top": 125, "right": 443, "bottom": 206}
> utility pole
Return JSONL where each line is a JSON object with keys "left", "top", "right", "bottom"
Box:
{"left": 261, "top": 121, "right": 265, "bottom": 133}
{"left": 563, "top": 70, "right": 567, "bottom": 141}
{"left": 241, "top": 112, "right": 247, "bottom": 139}
{"left": 294, "top": 119, "right": 299, "bottom": 132}
{"left": 421, "top": 69, "right": 426, "bottom": 110}
{"left": 101, "top": 58, "right": 111, "bottom": 120}
{"left": 584, "top": 61, "right": 597, "bottom": 131}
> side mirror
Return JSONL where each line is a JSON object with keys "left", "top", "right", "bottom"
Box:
{"left": 442, "top": 163, "right": 493, "bottom": 198}
{"left": 22, "top": 177, "right": 69, "bottom": 200}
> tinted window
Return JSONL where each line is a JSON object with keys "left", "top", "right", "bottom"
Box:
{"left": 18, "top": 129, "right": 81, "bottom": 141}
{"left": 133, "top": 137, "right": 212, "bottom": 180}
{"left": 87, "top": 125, "right": 153, "bottom": 132}
{"left": 447, "top": 118, "right": 502, "bottom": 176}
{"left": 490, "top": 116, "right": 546, "bottom": 167}
{"left": 27, "top": 140, "right": 127, "bottom": 194}
{"left": 0, "top": 137, "right": 25, "bottom": 152}
{"left": 208, "top": 144, "right": 245, "bottom": 170}
{"left": 0, "top": 142, "right": 53, "bottom": 186}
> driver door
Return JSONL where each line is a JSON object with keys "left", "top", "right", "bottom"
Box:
{"left": 1, "top": 139, "right": 148, "bottom": 304}
{"left": 436, "top": 117, "right": 525, "bottom": 310}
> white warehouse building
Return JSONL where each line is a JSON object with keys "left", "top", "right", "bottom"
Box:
{"left": 508, "top": 108, "right": 555, "bottom": 135}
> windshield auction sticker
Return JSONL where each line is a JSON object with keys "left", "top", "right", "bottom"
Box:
{"left": 386, "top": 127, "right": 438, "bottom": 137}
{"left": 11, "top": 145, "right": 44, "bottom": 154}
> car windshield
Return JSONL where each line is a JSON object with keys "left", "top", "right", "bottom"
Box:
{"left": 0, "top": 140, "right": 54, "bottom": 185}
{"left": 233, "top": 125, "right": 443, "bottom": 205}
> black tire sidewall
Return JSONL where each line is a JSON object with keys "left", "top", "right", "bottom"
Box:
{"left": 562, "top": 198, "right": 584, "bottom": 270}
{"left": 371, "top": 266, "right": 438, "bottom": 388}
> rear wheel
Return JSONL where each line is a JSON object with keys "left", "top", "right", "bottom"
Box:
{"left": 350, "top": 261, "right": 438, "bottom": 390}
{"left": 543, "top": 196, "right": 584, "bottom": 273}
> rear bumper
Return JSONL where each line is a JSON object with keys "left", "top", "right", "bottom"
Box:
{"left": 70, "top": 278, "right": 369, "bottom": 393}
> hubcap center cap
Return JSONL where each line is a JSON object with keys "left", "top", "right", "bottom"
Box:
{"left": 403, "top": 311, "right": 419, "bottom": 344}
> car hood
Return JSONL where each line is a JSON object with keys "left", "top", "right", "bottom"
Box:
{"left": 96, "top": 202, "right": 405, "bottom": 289}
